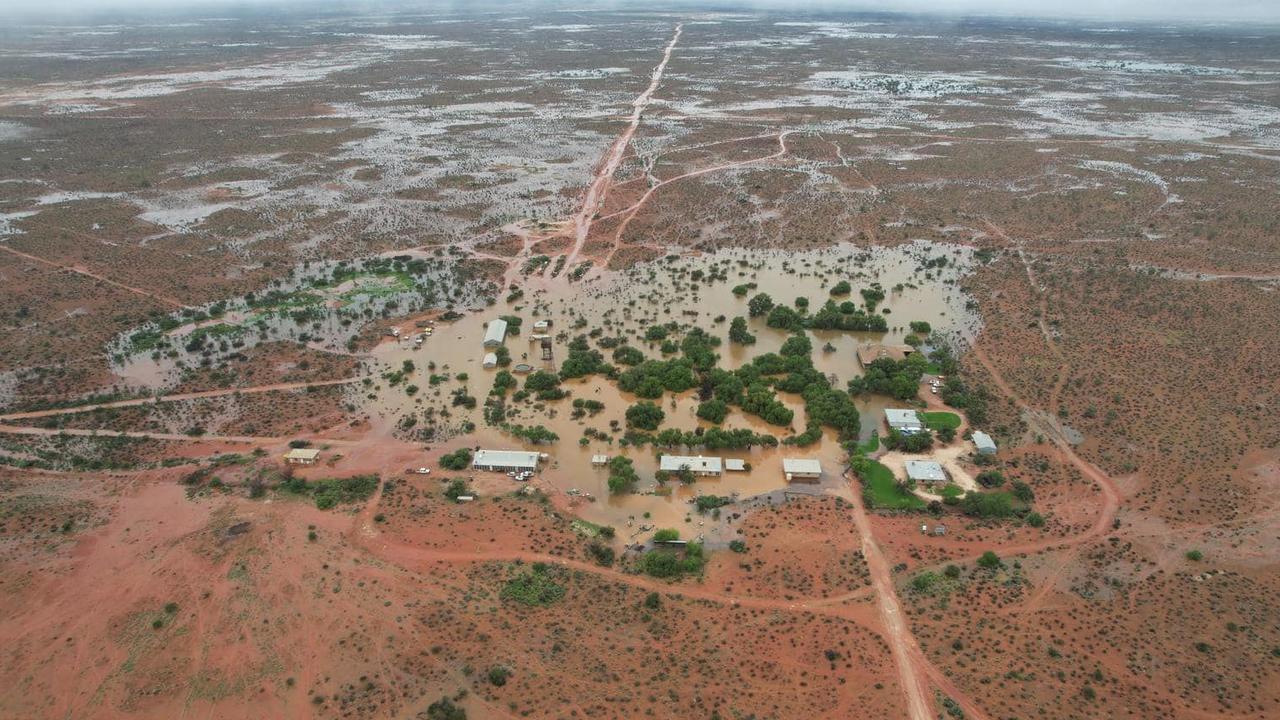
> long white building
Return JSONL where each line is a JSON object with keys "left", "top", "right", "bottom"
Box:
{"left": 659, "top": 455, "right": 723, "bottom": 476}
{"left": 472, "top": 449, "right": 540, "bottom": 472}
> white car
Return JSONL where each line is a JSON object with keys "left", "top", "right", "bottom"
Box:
{"left": 416, "top": 467, "right": 431, "bottom": 475}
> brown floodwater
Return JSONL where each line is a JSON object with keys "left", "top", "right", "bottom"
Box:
{"left": 362, "top": 241, "right": 980, "bottom": 540}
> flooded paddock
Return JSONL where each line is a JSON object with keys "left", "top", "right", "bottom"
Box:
{"left": 360, "top": 241, "right": 980, "bottom": 536}
{"left": 103, "top": 240, "right": 978, "bottom": 536}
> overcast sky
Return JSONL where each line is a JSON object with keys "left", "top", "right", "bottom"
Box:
{"left": 2, "top": 0, "right": 1278, "bottom": 23}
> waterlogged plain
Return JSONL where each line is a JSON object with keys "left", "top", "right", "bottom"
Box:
{"left": 0, "top": 7, "right": 1277, "bottom": 720}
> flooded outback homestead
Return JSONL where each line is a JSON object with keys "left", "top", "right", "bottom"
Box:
{"left": 0, "top": 2, "right": 1278, "bottom": 720}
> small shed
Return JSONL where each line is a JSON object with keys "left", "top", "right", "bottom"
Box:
{"left": 782, "top": 458, "right": 822, "bottom": 482}
{"left": 482, "top": 352, "right": 498, "bottom": 369}
{"left": 905, "top": 459, "right": 947, "bottom": 484}
{"left": 724, "top": 459, "right": 747, "bottom": 472}
{"left": 591, "top": 454, "right": 609, "bottom": 466}
{"left": 532, "top": 319, "right": 551, "bottom": 331}
{"left": 284, "top": 448, "right": 320, "bottom": 465}
{"left": 483, "top": 318, "right": 508, "bottom": 348}
{"left": 972, "top": 431, "right": 997, "bottom": 455}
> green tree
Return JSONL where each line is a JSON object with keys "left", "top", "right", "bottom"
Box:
{"left": 747, "top": 292, "right": 775, "bottom": 318}
{"left": 728, "top": 316, "right": 756, "bottom": 345}
{"left": 625, "top": 401, "right": 665, "bottom": 430}
{"left": 696, "top": 399, "right": 729, "bottom": 424}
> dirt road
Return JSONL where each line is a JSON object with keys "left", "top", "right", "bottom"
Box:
{"left": 562, "top": 22, "right": 683, "bottom": 269}
{"left": 0, "top": 243, "right": 189, "bottom": 310}
{"left": 843, "top": 471, "right": 937, "bottom": 720}
{"left": 0, "top": 377, "right": 360, "bottom": 422}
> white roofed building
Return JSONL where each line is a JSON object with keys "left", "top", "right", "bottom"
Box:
{"left": 284, "top": 448, "right": 321, "bottom": 465}
{"left": 885, "top": 408, "right": 924, "bottom": 434}
{"left": 659, "top": 455, "right": 723, "bottom": 476}
{"left": 972, "top": 431, "right": 997, "bottom": 455}
{"left": 905, "top": 459, "right": 947, "bottom": 484}
{"left": 472, "top": 449, "right": 541, "bottom": 472}
{"left": 483, "top": 318, "right": 508, "bottom": 348}
{"left": 782, "top": 458, "right": 822, "bottom": 482}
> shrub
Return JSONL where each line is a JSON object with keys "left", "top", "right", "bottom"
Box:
{"left": 440, "top": 448, "right": 472, "bottom": 470}
{"left": 444, "top": 479, "right": 471, "bottom": 502}
{"left": 961, "top": 491, "right": 1016, "bottom": 519}
{"left": 977, "top": 551, "right": 1002, "bottom": 569}
{"left": 501, "top": 563, "right": 566, "bottom": 606}
{"left": 1185, "top": 549, "right": 1204, "bottom": 561}
{"left": 586, "top": 542, "right": 615, "bottom": 567}
{"left": 637, "top": 543, "right": 705, "bottom": 579}
{"left": 643, "top": 592, "right": 662, "bottom": 609}
{"left": 310, "top": 475, "right": 379, "bottom": 510}
{"left": 653, "top": 528, "right": 680, "bottom": 542}
{"left": 976, "top": 470, "right": 1005, "bottom": 488}
{"left": 1011, "top": 479, "right": 1035, "bottom": 502}
{"left": 729, "top": 540, "right": 747, "bottom": 553}
{"left": 487, "top": 666, "right": 511, "bottom": 687}
{"left": 425, "top": 697, "right": 467, "bottom": 720}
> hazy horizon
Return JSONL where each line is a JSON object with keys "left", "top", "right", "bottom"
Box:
{"left": 2, "top": 0, "right": 1279, "bottom": 24}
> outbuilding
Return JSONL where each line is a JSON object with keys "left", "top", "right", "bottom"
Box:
{"left": 885, "top": 408, "right": 924, "bottom": 434}
{"left": 659, "top": 455, "right": 723, "bottom": 477}
{"left": 483, "top": 318, "right": 508, "bottom": 348}
{"left": 972, "top": 431, "right": 997, "bottom": 455}
{"left": 482, "top": 352, "right": 498, "bottom": 369}
{"left": 905, "top": 459, "right": 947, "bottom": 485}
{"left": 284, "top": 448, "right": 321, "bottom": 465}
{"left": 856, "top": 343, "right": 914, "bottom": 367}
{"left": 724, "top": 459, "right": 747, "bottom": 472}
{"left": 782, "top": 458, "right": 822, "bottom": 482}
{"left": 472, "top": 449, "right": 541, "bottom": 473}
{"left": 591, "top": 454, "right": 610, "bottom": 466}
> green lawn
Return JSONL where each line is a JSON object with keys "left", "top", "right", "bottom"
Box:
{"left": 921, "top": 411, "right": 962, "bottom": 431}
{"left": 856, "top": 459, "right": 925, "bottom": 510}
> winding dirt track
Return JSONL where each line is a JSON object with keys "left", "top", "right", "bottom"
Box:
{"left": 562, "top": 22, "right": 683, "bottom": 269}
{"left": 351, "top": 485, "right": 879, "bottom": 619}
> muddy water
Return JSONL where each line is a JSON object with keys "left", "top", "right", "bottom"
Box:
{"left": 363, "top": 241, "right": 979, "bottom": 540}
{"left": 109, "top": 256, "right": 489, "bottom": 389}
